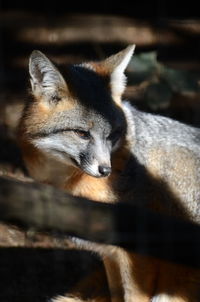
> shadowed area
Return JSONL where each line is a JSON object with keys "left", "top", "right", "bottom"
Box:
{"left": 0, "top": 6, "right": 200, "bottom": 302}
{"left": 0, "top": 248, "right": 108, "bottom": 302}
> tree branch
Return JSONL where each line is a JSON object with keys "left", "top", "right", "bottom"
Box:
{"left": 0, "top": 176, "right": 199, "bottom": 268}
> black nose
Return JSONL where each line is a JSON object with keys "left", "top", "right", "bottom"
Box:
{"left": 98, "top": 165, "right": 111, "bottom": 176}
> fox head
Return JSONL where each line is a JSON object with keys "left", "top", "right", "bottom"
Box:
{"left": 24, "top": 45, "right": 135, "bottom": 178}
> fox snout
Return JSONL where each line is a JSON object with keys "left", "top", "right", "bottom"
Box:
{"left": 85, "top": 162, "right": 112, "bottom": 178}
{"left": 78, "top": 149, "right": 112, "bottom": 178}
{"left": 79, "top": 158, "right": 112, "bottom": 178}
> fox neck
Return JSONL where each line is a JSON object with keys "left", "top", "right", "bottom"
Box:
{"left": 19, "top": 139, "right": 74, "bottom": 187}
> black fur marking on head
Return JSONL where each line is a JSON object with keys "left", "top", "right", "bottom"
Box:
{"left": 60, "top": 64, "right": 127, "bottom": 133}
{"left": 50, "top": 93, "right": 62, "bottom": 103}
{"left": 63, "top": 65, "right": 112, "bottom": 114}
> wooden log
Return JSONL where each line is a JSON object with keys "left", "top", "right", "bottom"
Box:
{"left": 0, "top": 176, "right": 199, "bottom": 267}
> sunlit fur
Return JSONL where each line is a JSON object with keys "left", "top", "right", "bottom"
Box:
{"left": 19, "top": 46, "right": 200, "bottom": 302}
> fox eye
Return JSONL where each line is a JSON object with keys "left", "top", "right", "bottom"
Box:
{"left": 51, "top": 94, "right": 62, "bottom": 102}
{"left": 74, "top": 130, "right": 91, "bottom": 140}
{"left": 108, "top": 129, "right": 122, "bottom": 143}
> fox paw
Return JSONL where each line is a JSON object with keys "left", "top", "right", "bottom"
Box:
{"left": 51, "top": 295, "right": 107, "bottom": 302}
{"left": 51, "top": 295, "right": 84, "bottom": 302}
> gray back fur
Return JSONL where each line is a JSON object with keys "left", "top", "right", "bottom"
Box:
{"left": 121, "top": 102, "right": 200, "bottom": 223}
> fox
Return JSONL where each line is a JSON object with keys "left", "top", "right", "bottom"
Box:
{"left": 18, "top": 45, "right": 200, "bottom": 302}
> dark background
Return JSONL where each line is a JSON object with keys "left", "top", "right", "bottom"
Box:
{"left": 1, "top": 1, "right": 200, "bottom": 18}
{"left": 0, "top": 2, "right": 199, "bottom": 302}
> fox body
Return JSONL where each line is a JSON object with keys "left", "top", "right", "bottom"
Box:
{"left": 19, "top": 46, "right": 200, "bottom": 302}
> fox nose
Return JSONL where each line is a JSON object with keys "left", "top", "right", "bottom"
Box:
{"left": 98, "top": 165, "right": 111, "bottom": 177}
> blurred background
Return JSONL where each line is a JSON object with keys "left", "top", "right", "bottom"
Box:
{"left": 0, "top": 1, "right": 200, "bottom": 301}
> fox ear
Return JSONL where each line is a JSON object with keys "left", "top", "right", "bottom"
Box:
{"left": 29, "top": 50, "right": 67, "bottom": 99}
{"left": 103, "top": 45, "right": 135, "bottom": 104}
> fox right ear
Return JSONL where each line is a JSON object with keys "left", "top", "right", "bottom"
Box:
{"left": 103, "top": 45, "right": 135, "bottom": 104}
{"left": 29, "top": 50, "right": 67, "bottom": 98}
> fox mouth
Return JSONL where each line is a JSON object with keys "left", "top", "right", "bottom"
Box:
{"left": 69, "top": 157, "right": 79, "bottom": 167}
{"left": 49, "top": 149, "right": 79, "bottom": 169}
{"left": 70, "top": 158, "right": 100, "bottom": 177}
{"left": 83, "top": 168, "right": 110, "bottom": 178}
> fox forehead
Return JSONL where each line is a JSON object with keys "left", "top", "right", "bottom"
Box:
{"left": 37, "top": 63, "right": 111, "bottom": 109}
{"left": 62, "top": 64, "right": 112, "bottom": 111}
{"left": 26, "top": 64, "right": 124, "bottom": 135}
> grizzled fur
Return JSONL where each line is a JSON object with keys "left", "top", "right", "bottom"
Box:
{"left": 19, "top": 46, "right": 200, "bottom": 302}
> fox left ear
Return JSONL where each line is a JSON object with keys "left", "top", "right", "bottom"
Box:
{"left": 29, "top": 50, "right": 67, "bottom": 100}
{"left": 103, "top": 45, "right": 135, "bottom": 104}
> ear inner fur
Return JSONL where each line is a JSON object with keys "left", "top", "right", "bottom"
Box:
{"left": 29, "top": 50, "right": 68, "bottom": 100}
{"left": 92, "top": 45, "right": 135, "bottom": 105}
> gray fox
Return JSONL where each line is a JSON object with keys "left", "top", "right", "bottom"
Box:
{"left": 19, "top": 45, "right": 200, "bottom": 302}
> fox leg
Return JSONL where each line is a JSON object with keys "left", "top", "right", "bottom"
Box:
{"left": 103, "top": 248, "right": 155, "bottom": 302}
{"left": 51, "top": 295, "right": 109, "bottom": 302}
{"left": 103, "top": 256, "right": 123, "bottom": 302}
{"left": 51, "top": 297, "right": 84, "bottom": 302}
{"left": 151, "top": 294, "right": 193, "bottom": 302}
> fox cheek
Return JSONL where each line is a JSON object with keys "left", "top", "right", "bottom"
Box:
{"left": 79, "top": 151, "right": 90, "bottom": 166}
